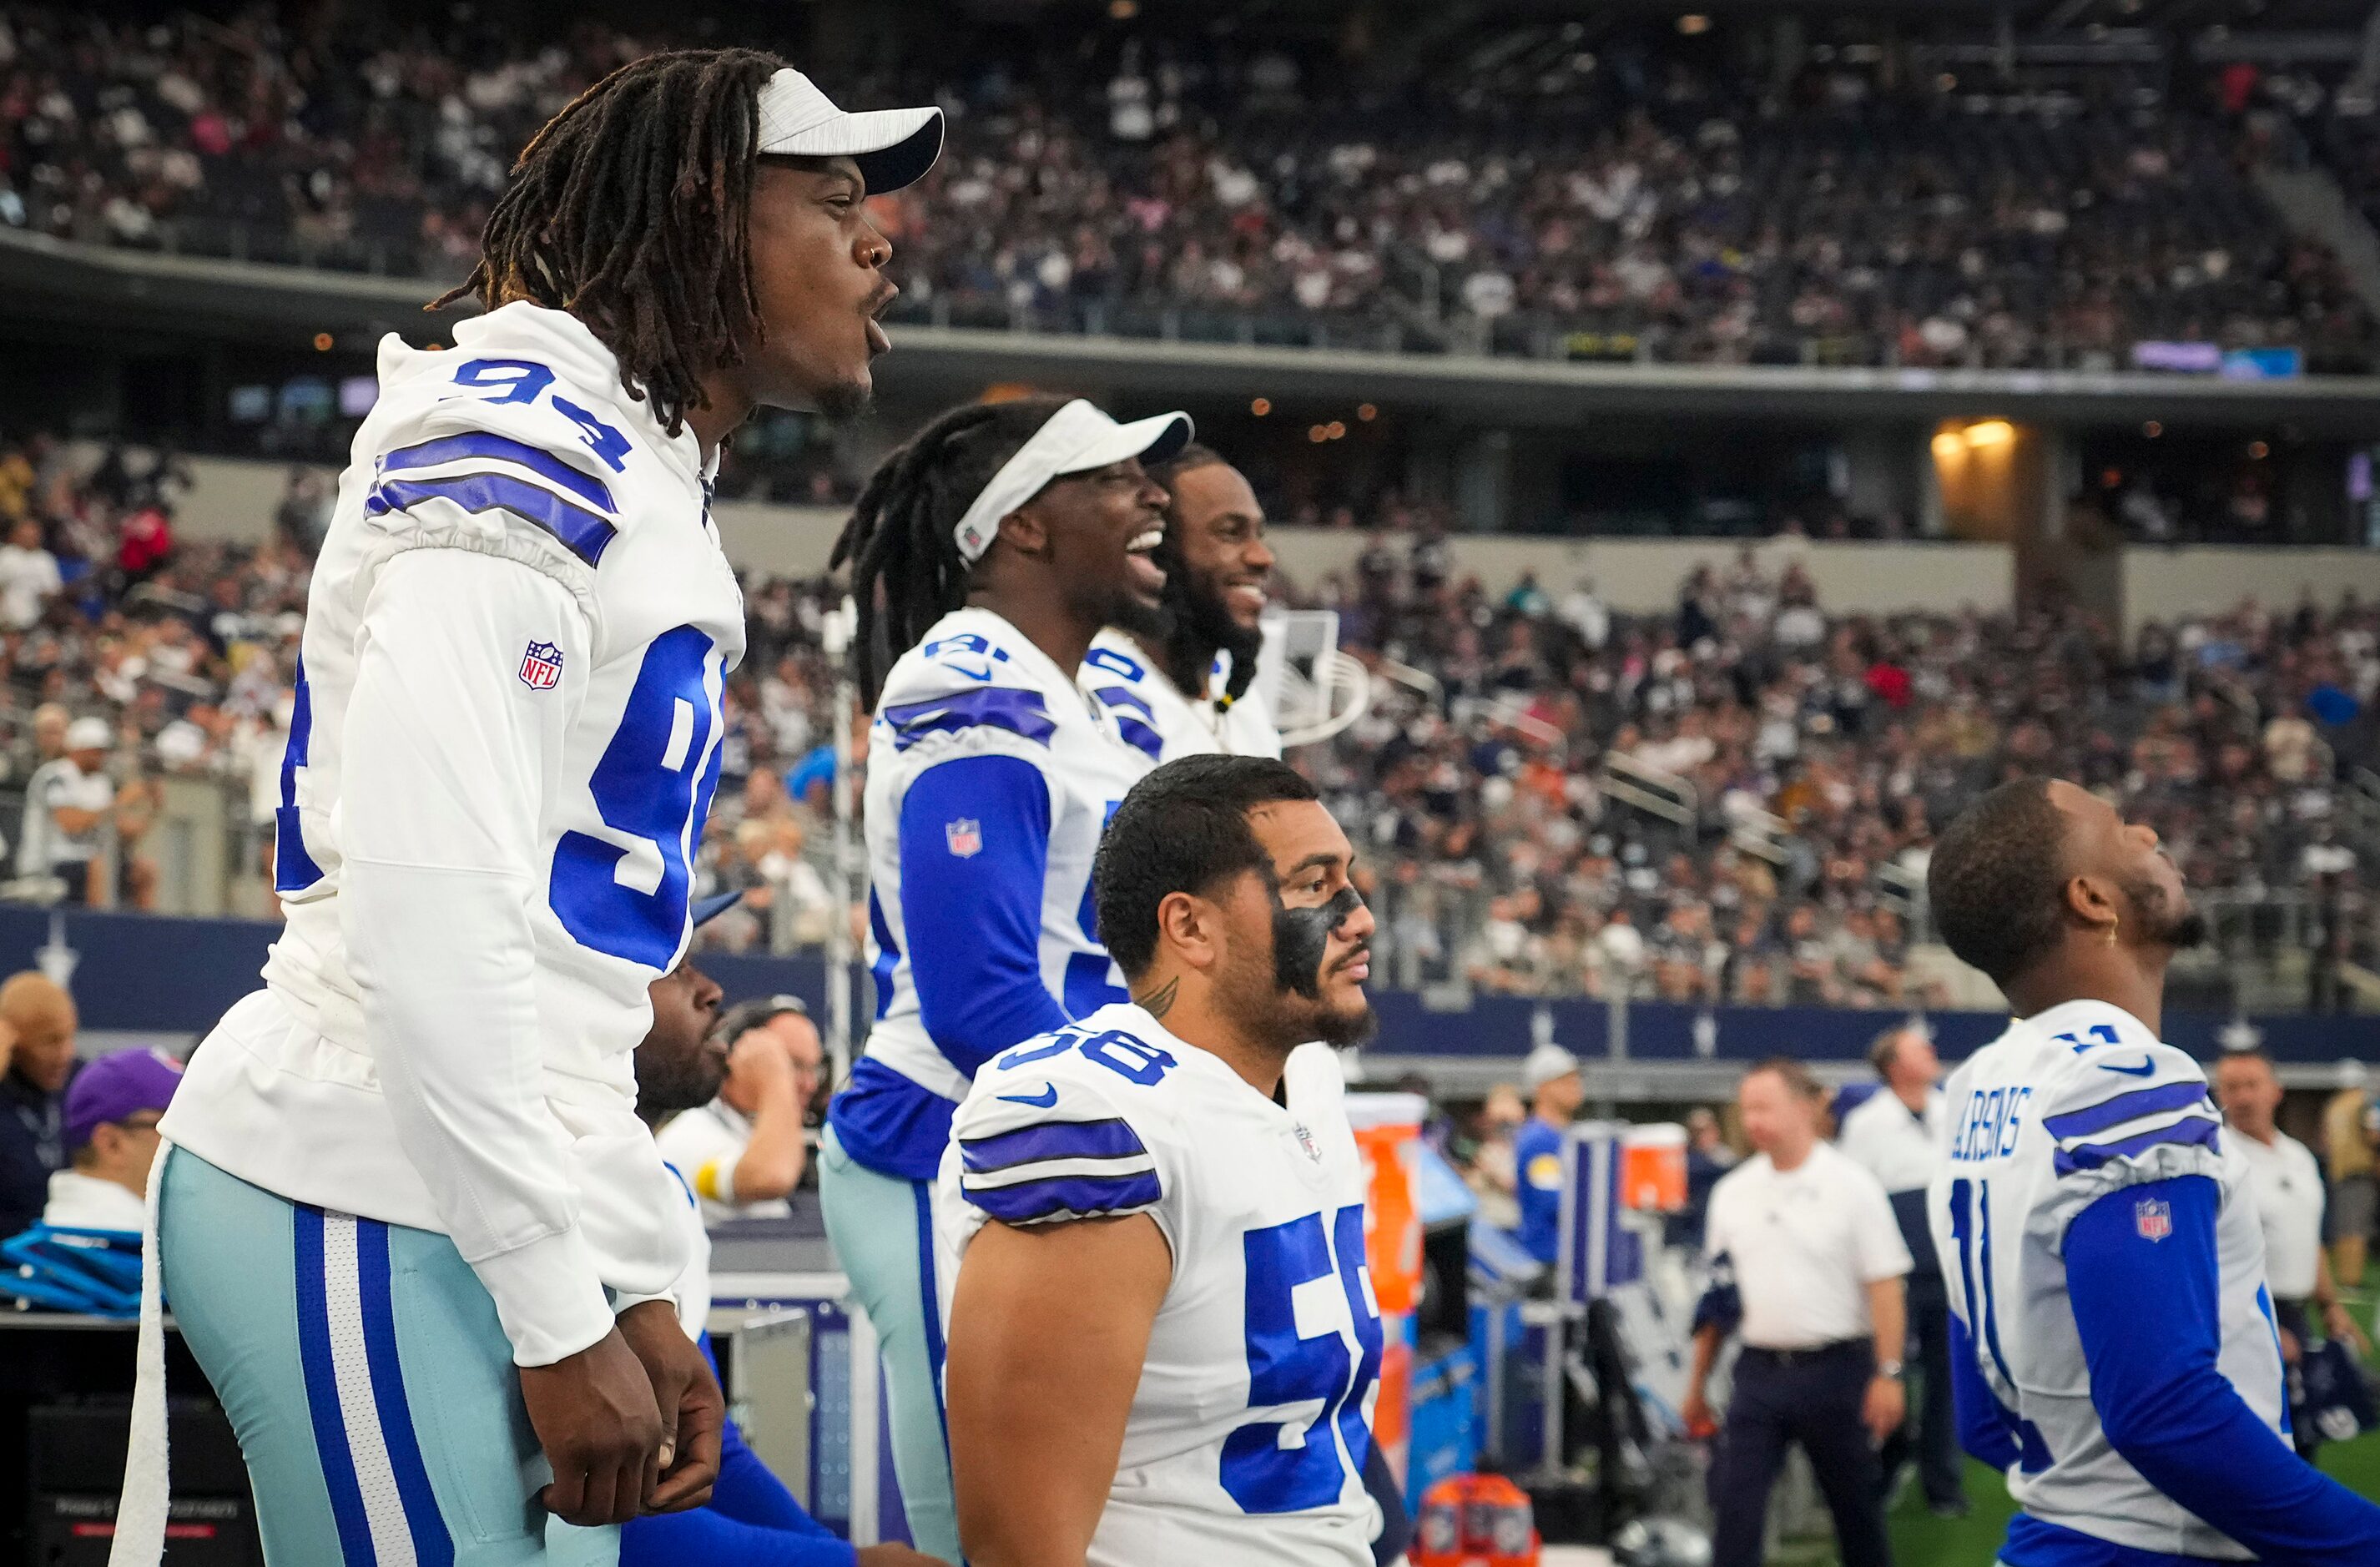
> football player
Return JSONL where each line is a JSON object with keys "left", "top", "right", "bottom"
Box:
{"left": 819, "top": 395, "right": 1189, "bottom": 1561}
{"left": 1074, "top": 447, "right": 1414, "bottom": 1562}
{"left": 1925, "top": 778, "right": 2380, "bottom": 1564}
{"left": 623, "top": 893, "right": 943, "bottom": 1567}
{"left": 133, "top": 50, "right": 942, "bottom": 1567}
{"left": 940, "top": 754, "right": 1383, "bottom": 1567}
{"left": 1078, "top": 442, "right": 1280, "bottom": 761}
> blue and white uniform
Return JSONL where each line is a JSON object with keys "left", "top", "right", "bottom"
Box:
{"left": 1079, "top": 626, "right": 1281, "bottom": 763}
{"left": 1928, "top": 999, "right": 2380, "bottom": 1564}
{"left": 148, "top": 300, "right": 746, "bottom": 1566}
{"left": 938, "top": 1001, "right": 1382, "bottom": 1567}
{"left": 818, "top": 604, "right": 1153, "bottom": 1562}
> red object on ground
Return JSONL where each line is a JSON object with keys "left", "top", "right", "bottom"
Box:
{"left": 1412, "top": 1472, "right": 1541, "bottom": 1567}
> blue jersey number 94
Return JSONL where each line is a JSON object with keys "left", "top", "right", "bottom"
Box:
{"left": 549, "top": 626, "right": 724, "bottom": 967}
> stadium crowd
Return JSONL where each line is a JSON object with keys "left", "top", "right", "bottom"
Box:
{"left": 2, "top": 7, "right": 2372, "bottom": 370}
{"left": 1, "top": 431, "right": 2377, "bottom": 1013}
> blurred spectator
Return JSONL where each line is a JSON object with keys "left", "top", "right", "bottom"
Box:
{"left": 2324, "top": 1061, "right": 2379, "bottom": 1288}
{"left": 17, "top": 716, "right": 117, "bottom": 904}
{"left": 1837, "top": 1025, "right": 1961, "bottom": 1517}
{"left": 0, "top": 518, "right": 62, "bottom": 631}
{"left": 1466, "top": 1082, "right": 1526, "bottom": 1232}
{"left": 654, "top": 991, "right": 824, "bottom": 1224}
{"left": 1511, "top": 1042, "right": 1585, "bottom": 1266}
{"left": 272, "top": 468, "right": 331, "bottom": 557}
{"left": 0, "top": 971, "right": 79, "bottom": 1239}
{"left": 43, "top": 1046, "right": 183, "bottom": 1231}
{"left": 2216, "top": 1049, "right": 2370, "bottom": 1460}
{"left": 1680, "top": 1105, "right": 1738, "bottom": 1240}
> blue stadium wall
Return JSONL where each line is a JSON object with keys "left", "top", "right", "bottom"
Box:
{"left": 13, "top": 908, "right": 2365, "bottom": 1066}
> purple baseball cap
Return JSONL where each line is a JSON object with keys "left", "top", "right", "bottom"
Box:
{"left": 64, "top": 1047, "right": 184, "bottom": 1149}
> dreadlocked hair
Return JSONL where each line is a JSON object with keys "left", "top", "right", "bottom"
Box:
{"left": 429, "top": 48, "right": 782, "bottom": 438}
{"left": 832, "top": 396, "right": 1075, "bottom": 706}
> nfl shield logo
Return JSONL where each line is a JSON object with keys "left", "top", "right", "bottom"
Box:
{"left": 1293, "top": 1121, "right": 1322, "bottom": 1162}
{"left": 945, "top": 819, "right": 981, "bottom": 859}
{"left": 2135, "top": 1197, "right": 2173, "bottom": 1242}
{"left": 518, "top": 640, "right": 564, "bottom": 691}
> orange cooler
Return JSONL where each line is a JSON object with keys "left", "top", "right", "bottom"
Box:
{"left": 1346, "top": 1091, "right": 1426, "bottom": 1485}
{"left": 1619, "top": 1122, "right": 1688, "bottom": 1212}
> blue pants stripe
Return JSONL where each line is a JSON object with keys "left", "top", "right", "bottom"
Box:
{"left": 911, "top": 1179, "right": 952, "bottom": 1458}
{"left": 356, "top": 1216, "right": 457, "bottom": 1566}
{"left": 294, "top": 1206, "right": 381, "bottom": 1566}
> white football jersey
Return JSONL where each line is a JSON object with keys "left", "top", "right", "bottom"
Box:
{"left": 835, "top": 609, "right": 1153, "bottom": 1177}
{"left": 1927, "top": 1000, "right": 2282, "bottom": 1560}
{"left": 1080, "top": 627, "right": 1282, "bottom": 763}
{"left": 165, "top": 300, "right": 744, "bottom": 1362}
{"left": 939, "top": 1002, "right": 1380, "bottom": 1567}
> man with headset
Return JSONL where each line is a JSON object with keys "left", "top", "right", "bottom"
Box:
{"left": 656, "top": 995, "right": 828, "bottom": 1223}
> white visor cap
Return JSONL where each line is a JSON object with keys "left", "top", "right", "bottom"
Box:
{"left": 754, "top": 68, "right": 944, "bottom": 195}
{"left": 952, "top": 399, "right": 1194, "bottom": 565}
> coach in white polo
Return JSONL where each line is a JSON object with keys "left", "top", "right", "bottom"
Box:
{"left": 2214, "top": 1047, "right": 2372, "bottom": 1456}
{"left": 1838, "top": 1025, "right": 1964, "bottom": 1516}
{"left": 1686, "top": 1056, "right": 1909, "bottom": 1567}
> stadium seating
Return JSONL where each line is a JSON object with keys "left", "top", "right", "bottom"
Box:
{"left": 3, "top": 434, "right": 2375, "bottom": 1016}
{"left": 3, "top": 9, "right": 2370, "bottom": 370}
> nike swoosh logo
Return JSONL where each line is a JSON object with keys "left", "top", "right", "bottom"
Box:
{"left": 2098, "top": 1059, "right": 2158, "bottom": 1077}
{"left": 997, "top": 1084, "right": 1059, "bottom": 1107}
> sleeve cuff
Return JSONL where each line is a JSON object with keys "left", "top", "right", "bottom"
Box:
{"left": 613, "top": 1290, "right": 677, "bottom": 1318}
{"left": 469, "top": 1226, "right": 618, "bottom": 1368}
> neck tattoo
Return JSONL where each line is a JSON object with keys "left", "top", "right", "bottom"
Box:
{"left": 1137, "top": 975, "right": 1180, "bottom": 1020}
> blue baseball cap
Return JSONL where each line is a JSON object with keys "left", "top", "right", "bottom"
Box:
{"left": 691, "top": 890, "right": 744, "bottom": 930}
{"left": 64, "top": 1047, "right": 184, "bottom": 1149}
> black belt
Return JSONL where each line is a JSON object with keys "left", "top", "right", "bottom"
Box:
{"left": 1742, "top": 1338, "right": 1872, "bottom": 1366}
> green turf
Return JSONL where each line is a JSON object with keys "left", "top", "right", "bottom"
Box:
{"left": 1769, "top": 1337, "right": 2380, "bottom": 1566}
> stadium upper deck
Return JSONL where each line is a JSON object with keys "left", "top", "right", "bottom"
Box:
{"left": 3, "top": 3, "right": 2377, "bottom": 371}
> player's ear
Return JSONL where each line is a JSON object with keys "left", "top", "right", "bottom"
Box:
{"left": 2063, "top": 871, "right": 2118, "bottom": 938}
{"left": 1154, "top": 889, "right": 1219, "bottom": 970}
{"left": 996, "top": 503, "right": 1051, "bottom": 559}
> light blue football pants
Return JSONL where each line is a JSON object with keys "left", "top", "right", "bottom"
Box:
{"left": 816, "top": 1126, "right": 961, "bottom": 1564}
{"left": 159, "top": 1147, "right": 618, "bottom": 1566}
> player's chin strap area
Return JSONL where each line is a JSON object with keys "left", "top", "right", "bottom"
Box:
{"left": 109, "top": 1133, "right": 174, "bottom": 1567}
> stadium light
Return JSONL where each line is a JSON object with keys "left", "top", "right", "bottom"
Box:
{"left": 312, "top": 332, "right": 335, "bottom": 352}
{"left": 1358, "top": 404, "right": 1378, "bottom": 422}
{"left": 1677, "top": 14, "right": 1711, "bottom": 35}
{"left": 1250, "top": 397, "right": 1272, "bottom": 416}
{"left": 1964, "top": 419, "right": 2014, "bottom": 449}
{"left": 1930, "top": 431, "right": 1964, "bottom": 460}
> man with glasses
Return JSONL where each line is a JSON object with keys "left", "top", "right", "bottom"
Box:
{"left": 41, "top": 1046, "right": 183, "bottom": 1232}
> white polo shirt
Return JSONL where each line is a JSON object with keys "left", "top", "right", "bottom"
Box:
{"left": 1705, "top": 1139, "right": 1911, "bottom": 1349}
{"left": 651, "top": 1099, "right": 793, "bottom": 1224}
{"left": 1838, "top": 1085, "right": 1945, "bottom": 1195}
{"left": 2231, "top": 1126, "right": 2326, "bottom": 1301}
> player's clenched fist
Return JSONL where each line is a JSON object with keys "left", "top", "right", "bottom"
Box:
{"left": 519, "top": 1325, "right": 668, "bottom": 1527}
{"left": 618, "top": 1297, "right": 726, "bottom": 1512}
